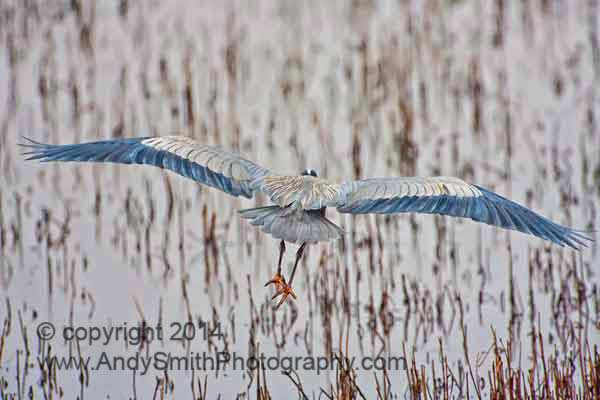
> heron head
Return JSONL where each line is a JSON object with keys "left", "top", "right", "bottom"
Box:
{"left": 301, "top": 169, "right": 318, "bottom": 177}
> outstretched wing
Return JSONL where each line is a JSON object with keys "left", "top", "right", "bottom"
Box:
{"left": 21, "top": 136, "right": 270, "bottom": 198}
{"left": 334, "top": 176, "right": 591, "bottom": 249}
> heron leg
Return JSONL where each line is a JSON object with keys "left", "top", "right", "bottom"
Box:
{"left": 287, "top": 242, "right": 306, "bottom": 286}
{"left": 276, "top": 240, "right": 285, "bottom": 275}
{"left": 265, "top": 240, "right": 286, "bottom": 286}
{"left": 265, "top": 241, "right": 289, "bottom": 299}
{"left": 265, "top": 240, "right": 299, "bottom": 309}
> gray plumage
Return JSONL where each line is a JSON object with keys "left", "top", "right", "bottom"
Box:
{"left": 239, "top": 206, "right": 343, "bottom": 244}
{"left": 21, "top": 135, "right": 592, "bottom": 249}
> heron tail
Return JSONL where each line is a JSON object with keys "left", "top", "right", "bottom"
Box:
{"left": 239, "top": 206, "right": 343, "bottom": 244}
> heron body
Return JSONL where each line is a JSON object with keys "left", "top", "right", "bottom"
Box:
{"left": 239, "top": 205, "right": 342, "bottom": 244}
{"left": 22, "top": 135, "right": 592, "bottom": 308}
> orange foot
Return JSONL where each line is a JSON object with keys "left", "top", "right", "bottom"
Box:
{"left": 264, "top": 273, "right": 297, "bottom": 309}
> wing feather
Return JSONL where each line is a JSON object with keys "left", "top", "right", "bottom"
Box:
{"left": 335, "top": 176, "right": 592, "bottom": 249}
{"left": 21, "top": 136, "right": 270, "bottom": 199}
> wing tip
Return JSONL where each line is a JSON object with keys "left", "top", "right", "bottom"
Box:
{"left": 18, "top": 135, "right": 43, "bottom": 146}
{"left": 19, "top": 136, "right": 54, "bottom": 161}
{"left": 476, "top": 184, "right": 594, "bottom": 251}
{"left": 563, "top": 229, "right": 594, "bottom": 250}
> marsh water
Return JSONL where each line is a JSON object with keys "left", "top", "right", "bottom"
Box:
{"left": 1, "top": 0, "right": 599, "bottom": 398}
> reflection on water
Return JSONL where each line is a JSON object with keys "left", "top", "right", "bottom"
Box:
{"left": 1, "top": 0, "right": 599, "bottom": 398}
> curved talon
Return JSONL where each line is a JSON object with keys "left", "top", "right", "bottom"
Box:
{"left": 264, "top": 273, "right": 297, "bottom": 309}
{"left": 274, "top": 286, "right": 297, "bottom": 309}
{"left": 264, "top": 273, "right": 286, "bottom": 289}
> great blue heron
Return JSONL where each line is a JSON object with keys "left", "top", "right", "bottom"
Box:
{"left": 21, "top": 136, "right": 592, "bottom": 308}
